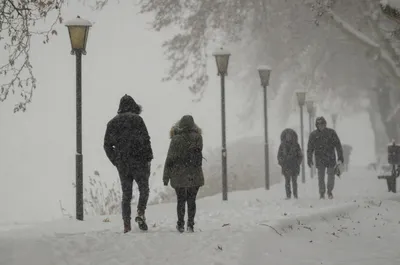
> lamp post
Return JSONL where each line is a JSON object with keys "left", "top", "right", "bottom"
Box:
{"left": 306, "top": 99, "right": 315, "bottom": 179}
{"left": 296, "top": 91, "right": 307, "bottom": 184}
{"left": 331, "top": 113, "right": 338, "bottom": 129}
{"left": 212, "top": 48, "right": 231, "bottom": 201}
{"left": 65, "top": 16, "right": 92, "bottom": 221}
{"left": 257, "top": 65, "right": 272, "bottom": 190}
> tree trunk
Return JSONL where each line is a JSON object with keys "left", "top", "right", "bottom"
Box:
{"left": 367, "top": 92, "right": 389, "bottom": 163}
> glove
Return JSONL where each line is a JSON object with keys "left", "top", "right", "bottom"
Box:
{"left": 307, "top": 161, "right": 313, "bottom": 168}
{"left": 163, "top": 181, "right": 168, "bottom": 186}
{"left": 337, "top": 159, "right": 343, "bottom": 165}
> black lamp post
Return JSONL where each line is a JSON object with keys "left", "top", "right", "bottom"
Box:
{"left": 212, "top": 48, "right": 231, "bottom": 201}
{"left": 65, "top": 16, "right": 92, "bottom": 221}
{"left": 296, "top": 91, "right": 307, "bottom": 184}
{"left": 306, "top": 99, "right": 315, "bottom": 179}
{"left": 257, "top": 65, "right": 272, "bottom": 190}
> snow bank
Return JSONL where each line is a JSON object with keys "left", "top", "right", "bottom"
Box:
{"left": 1, "top": 167, "right": 398, "bottom": 265}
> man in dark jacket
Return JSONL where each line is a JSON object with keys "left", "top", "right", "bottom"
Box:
{"left": 104, "top": 94, "right": 153, "bottom": 233}
{"left": 163, "top": 115, "right": 204, "bottom": 233}
{"left": 307, "top": 116, "right": 343, "bottom": 199}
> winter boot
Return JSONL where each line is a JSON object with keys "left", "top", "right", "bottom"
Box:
{"left": 123, "top": 219, "right": 131, "bottom": 233}
{"left": 328, "top": 192, "right": 334, "bottom": 199}
{"left": 176, "top": 223, "right": 185, "bottom": 233}
{"left": 135, "top": 214, "right": 148, "bottom": 231}
{"left": 320, "top": 193, "right": 325, "bottom": 199}
{"left": 187, "top": 223, "right": 194, "bottom": 233}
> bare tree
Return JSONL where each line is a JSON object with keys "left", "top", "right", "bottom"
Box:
{"left": 0, "top": 0, "right": 65, "bottom": 112}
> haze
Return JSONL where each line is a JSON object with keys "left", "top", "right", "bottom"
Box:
{"left": 0, "top": 2, "right": 374, "bottom": 224}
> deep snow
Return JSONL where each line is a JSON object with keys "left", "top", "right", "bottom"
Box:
{"left": 1, "top": 167, "right": 399, "bottom": 265}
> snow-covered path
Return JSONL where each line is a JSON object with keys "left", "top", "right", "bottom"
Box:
{"left": 1, "top": 167, "right": 399, "bottom": 265}
{"left": 242, "top": 198, "right": 400, "bottom": 265}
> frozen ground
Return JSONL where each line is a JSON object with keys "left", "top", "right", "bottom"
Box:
{"left": 1, "top": 167, "right": 399, "bottom": 265}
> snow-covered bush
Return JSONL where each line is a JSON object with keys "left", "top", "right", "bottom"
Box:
{"left": 81, "top": 170, "right": 123, "bottom": 216}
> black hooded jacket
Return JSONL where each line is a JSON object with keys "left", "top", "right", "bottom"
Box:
{"left": 277, "top": 128, "right": 303, "bottom": 176}
{"left": 103, "top": 95, "right": 153, "bottom": 166}
{"left": 307, "top": 117, "right": 343, "bottom": 168}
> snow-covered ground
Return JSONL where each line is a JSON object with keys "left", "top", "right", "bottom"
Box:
{"left": 1, "top": 167, "right": 399, "bottom": 265}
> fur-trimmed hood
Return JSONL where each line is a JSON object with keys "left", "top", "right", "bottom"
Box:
{"left": 169, "top": 115, "right": 202, "bottom": 139}
{"left": 280, "top": 128, "right": 298, "bottom": 143}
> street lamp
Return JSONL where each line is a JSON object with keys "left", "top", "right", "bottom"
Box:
{"left": 331, "top": 113, "right": 339, "bottom": 129}
{"left": 296, "top": 91, "right": 307, "bottom": 184}
{"left": 257, "top": 65, "right": 272, "bottom": 190}
{"left": 305, "top": 99, "right": 315, "bottom": 179}
{"left": 65, "top": 16, "right": 92, "bottom": 221}
{"left": 212, "top": 47, "right": 231, "bottom": 201}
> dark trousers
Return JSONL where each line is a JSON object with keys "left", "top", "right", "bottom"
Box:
{"left": 283, "top": 174, "right": 298, "bottom": 198}
{"left": 117, "top": 163, "right": 150, "bottom": 221}
{"left": 175, "top": 187, "right": 200, "bottom": 227}
{"left": 387, "top": 177, "right": 397, "bottom": 193}
{"left": 317, "top": 166, "right": 335, "bottom": 195}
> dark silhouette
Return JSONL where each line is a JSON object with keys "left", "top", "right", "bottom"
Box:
{"left": 103, "top": 94, "right": 153, "bottom": 233}
{"left": 307, "top": 116, "right": 343, "bottom": 199}
{"left": 163, "top": 115, "right": 204, "bottom": 233}
{"left": 277, "top": 128, "right": 303, "bottom": 199}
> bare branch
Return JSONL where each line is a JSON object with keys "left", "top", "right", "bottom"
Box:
{"left": 0, "top": 0, "right": 66, "bottom": 112}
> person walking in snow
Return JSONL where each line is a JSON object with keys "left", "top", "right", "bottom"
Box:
{"left": 103, "top": 94, "right": 153, "bottom": 233}
{"left": 307, "top": 116, "right": 344, "bottom": 199}
{"left": 342, "top": 144, "right": 353, "bottom": 172}
{"left": 163, "top": 115, "right": 204, "bottom": 233}
{"left": 277, "top": 128, "right": 303, "bottom": 199}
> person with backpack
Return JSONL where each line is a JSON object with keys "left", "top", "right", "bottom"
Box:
{"left": 307, "top": 116, "right": 344, "bottom": 199}
{"left": 163, "top": 115, "right": 204, "bottom": 233}
{"left": 277, "top": 128, "right": 303, "bottom": 199}
{"left": 103, "top": 94, "right": 153, "bottom": 233}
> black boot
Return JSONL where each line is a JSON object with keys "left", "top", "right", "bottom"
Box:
{"left": 123, "top": 219, "right": 131, "bottom": 233}
{"left": 187, "top": 222, "right": 194, "bottom": 232}
{"left": 176, "top": 222, "right": 185, "bottom": 233}
{"left": 135, "top": 214, "right": 148, "bottom": 231}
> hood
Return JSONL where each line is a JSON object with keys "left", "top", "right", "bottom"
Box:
{"left": 315, "top": 116, "right": 327, "bottom": 128}
{"left": 117, "top": 94, "right": 142, "bottom": 114}
{"left": 280, "top": 128, "right": 298, "bottom": 143}
{"left": 169, "top": 115, "right": 202, "bottom": 138}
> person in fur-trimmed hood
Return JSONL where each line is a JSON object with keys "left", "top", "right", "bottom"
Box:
{"left": 163, "top": 115, "right": 204, "bottom": 233}
{"left": 277, "top": 128, "right": 303, "bottom": 199}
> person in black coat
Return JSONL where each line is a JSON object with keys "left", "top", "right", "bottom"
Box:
{"left": 307, "top": 116, "right": 343, "bottom": 199}
{"left": 103, "top": 94, "right": 153, "bottom": 233}
{"left": 277, "top": 128, "right": 303, "bottom": 199}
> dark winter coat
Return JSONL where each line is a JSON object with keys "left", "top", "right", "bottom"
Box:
{"left": 103, "top": 95, "right": 153, "bottom": 168}
{"left": 163, "top": 115, "right": 205, "bottom": 189}
{"left": 277, "top": 129, "right": 303, "bottom": 176}
{"left": 307, "top": 127, "right": 343, "bottom": 168}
